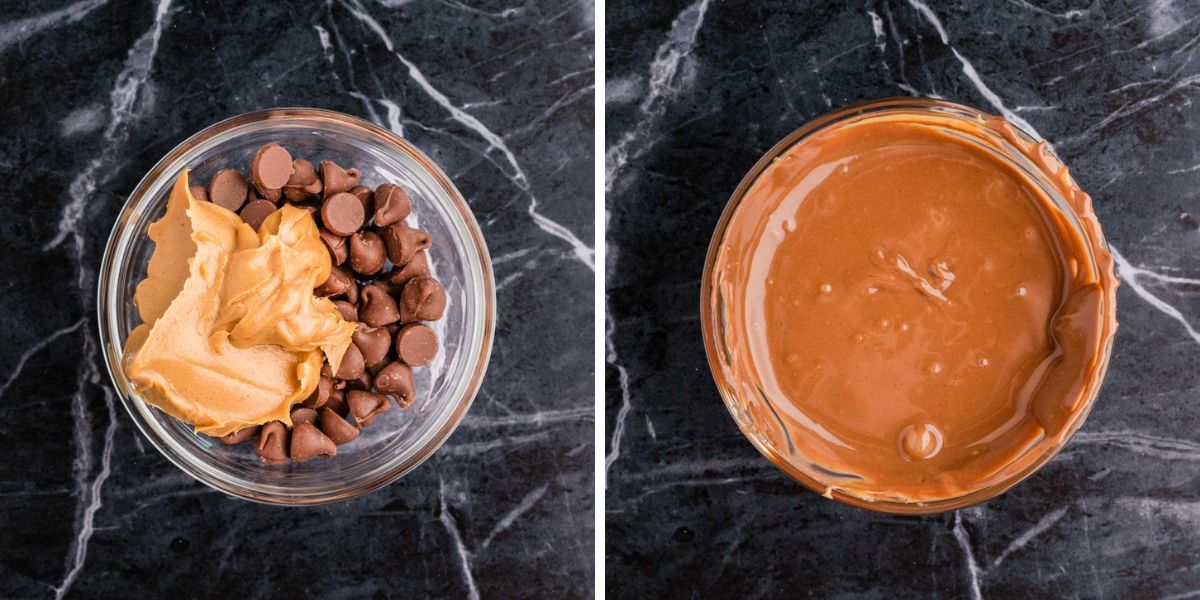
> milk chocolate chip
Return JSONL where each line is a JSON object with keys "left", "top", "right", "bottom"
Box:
{"left": 373, "top": 183, "right": 411, "bottom": 227}
{"left": 189, "top": 185, "right": 208, "bottom": 202}
{"left": 395, "top": 323, "right": 438, "bottom": 367}
{"left": 325, "top": 388, "right": 348, "bottom": 417}
{"left": 335, "top": 343, "right": 365, "bottom": 380}
{"left": 219, "top": 425, "right": 260, "bottom": 445}
{"left": 350, "top": 185, "right": 374, "bottom": 215}
{"left": 250, "top": 143, "right": 294, "bottom": 195}
{"left": 321, "top": 192, "right": 365, "bottom": 237}
{"left": 388, "top": 251, "right": 430, "bottom": 287}
{"left": 348, "top": 390, "right": 392, "bottom": 427}
{"left": 320, "top": 160, "right": 361, "bottom": 198}
{"left": 209, "top": 168, "right": 249, "bottom": 212}
{"left": 302, "top": 375, "right": 334, "bottom": 409}
{"left": 400, "top": 277, "right": 447, "bottom": 322}
{"left": 353, "top": 324, "right": 392, "bottom": 368}
{"left": 382, "top": 221, "right": 431, "bottom": 266}
{"left": 350, "top": 370, "right": 373, "bottom": 391}
{"left": 256, "top": 421, "right": 290, "bottom": 464}
{"left": 349, "top": 231, "right": 387, "bottom": 276}
{"left": 319, "top": 229, "right": 348, "bottom": 266}
{"left": 316, "top": 266, "right": 354, "bottom": 297}
{"left": 333, "top": 300, "right": 358, "bottom": 322}
{"left": 283, "top": 158, "right": 323, "bottom": 200}
{"left": 290, "top": 405, "right": 318, "bottom": 426}
{"left": 240, "top": 199, "right": 277, "bottom": 231}
{"left": 374, "top": 361, "right": 416, "bottom": 407}
{"left": 319, "top": 408, "right": 360, "bottom": 445}
{"left": 290, "top": 422, "right": 337, "bottom": 462}
{"left": 359, "top": 283, "right": 401, "bottom": 326}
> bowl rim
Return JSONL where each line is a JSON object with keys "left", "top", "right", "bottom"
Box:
{"left": 97, "top": 107, "right": 496, "bottom": 505}
{"left": 698, "top": 97, "right": 1117, "bottom": 515}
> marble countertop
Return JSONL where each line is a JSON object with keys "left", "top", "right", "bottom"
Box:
{"left": 0, "top": 0, "right": 593, "bottom": 598}
{"left": 606, "top": 1, "right": 1199, "bottom": 597}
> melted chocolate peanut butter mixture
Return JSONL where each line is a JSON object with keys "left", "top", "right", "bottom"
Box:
{"left": 710, "top": 111, "right": 1116, "bottom": 503}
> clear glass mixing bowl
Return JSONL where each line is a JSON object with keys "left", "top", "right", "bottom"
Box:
{"left": 700, "top": 98, "right": 1116, "bottom": 515}
{"left": 98, "top": 108, "right": 495, "bottom": 505}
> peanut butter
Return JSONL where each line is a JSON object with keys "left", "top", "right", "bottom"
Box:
{"left": 125, "top": 171, "right": 356, "bottom": 437}
{"left": 708, "top": 107, "right": 1117, "bottom": 505}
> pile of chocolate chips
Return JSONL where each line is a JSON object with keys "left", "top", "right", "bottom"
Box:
{"left": 192, "top": 143, "right": 447, "bottom": 464}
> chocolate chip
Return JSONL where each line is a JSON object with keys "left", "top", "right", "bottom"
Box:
{"left": 395, "top": 323, "right": 438, "bottom": 367}
{"left": 353, "top": 324, "right": 392, "bottom": 368}
{"left": 321, "top": 192, "right": 365, "bottom": 237}
{"left": 219, "top": 425, "right": 260, "bottom": 445}
{"left": 333, "top": 300, "right": 358, "bottom": 322}
{"left": 259, "top": 186, "right": 282, "bottom": 203}
{"left": 302, "top": 375, "right": 334, "bottom": 409}
{"left": 256, "top": 421, "right": 290, "bottom": 464}
{"left": 388, "top": 251, "right": 431, "bottom": 287}
{"left": 345, "top": 279, "right": 360, "bottom": 306}
{"left": 319, "top": 229, "right": 348, "bottom": 266}
{"left": 374, "top": 362, "right": 416, "bottom": 407}
{"left": 291, "top": 405, "right": 318, "bottom": 426}
{"left": 292, "top": 201, "right": 322, "bottom": 215}
{"left": 209, "top": 168, "right": 248, "bottom": 212}
{"left": 250, "top": 143, "right": 294, "bottom": 195}
{"left": 381, "top": 221, "right": 431, "bottom": 266}
{"left": 315, "top": 266, "right": 354, "bottom": 297}
{"left": 320, "top": 160, "right": 361, "bottom": 198}
{"left": 189, "top": 185, "right": 208, "bottom": 202}
{"left": 350, "top": 370, "right": 373, "bottom": 391}
{"left": 347, "top": 390, "right": 392, "bottom": 427}
{"left": 359, "top": 283, "right": 401, "bottom": 326}
{"left": 335, "top": 342, "right": 365, "bottom": 380}
{"left": 373, "top": 183, "right": 411, "bottom": 227}
{"left": 290, "top": 422, "right": 337, "bottom": 462}
{"left": 350, "top": 185, "right": 374, "bottom": 216}
{"left": 325, "top": 388, "right": 348, "bottom": 417}
{"left": 319, "top": 408, "right": 360, "bottom": 445}
{"left": 349, "top": 231, "right": 387, "bottom": 276}
{"left": 240, "top": 199, "right": 277, "bottom": 231}
{"left": 400, "top": 277, "right": 447, "bottom": 322}
{"left": 284, "top": 158, "right": 323, "bottom": 200}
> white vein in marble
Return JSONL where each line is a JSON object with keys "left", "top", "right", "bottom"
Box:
{"left": 993, "top": 506, "right": 1069, "bottom": 567}
{"left": 48, "top": 2, "right": 174, "bottom": 597}
{"left": 907, "top": 0, "right": 1046, "bottom": 141}
{"left": 461, "top": 406, "right": 593, "bottom": 429}
{"left": 340, "top": 0, "right": 594, "bottom": 270}
{"left": 0, "top": 319, "right": 84, "bottom": 399}
{"left": 1110, "top": 244, "right": 1200, "bottom": 345}
{"left": 480, "top": 483, "right": 548, "bottom": 549}
{"left": 0, "top": 0, "right": 109, "bottom": 54}
{"left": 605, "top": 0, "right": 709, "bottom": 193}
{"left": 952, "top": 511, "right": 984, "bottom": 600}
{"left": 604, "top": 310, "right": 632, "bottom": 479}
{"left": 1073, "top": 430, "right": 1200, "bottom": 460}
{"left": 438, "top": 477, "right": 480, "bottom": 600}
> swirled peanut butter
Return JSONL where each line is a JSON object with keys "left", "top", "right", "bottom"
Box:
{"left": 710, "top": 110, "right": 1117, "bottom": 504}
{"left": 125, "top": 171, "right": 355, "bottom": 437}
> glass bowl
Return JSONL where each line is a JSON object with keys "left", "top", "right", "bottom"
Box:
{"left": 700, "top": 98, "right": 1117, "bottom": 515}
{"left": 98, "top": 108, "right": 496, "bottom": 505}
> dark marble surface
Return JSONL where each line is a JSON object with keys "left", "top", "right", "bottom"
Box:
{"left": 606, "top": 1, "right": 1199, "bottom": 598}
{"left": 0, "top": 0, "right": 593, "bottom": 598}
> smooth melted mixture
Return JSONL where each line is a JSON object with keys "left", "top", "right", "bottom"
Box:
{"left": 713, "top": 114, "right": 1116, "bottom": 503}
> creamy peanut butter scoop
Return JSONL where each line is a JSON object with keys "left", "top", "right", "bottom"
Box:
{"left": 708, "top": 107, "right": 1117, "bottom": 505}
{"left": 125, "top": 171, "right": 355, "bottom": 437}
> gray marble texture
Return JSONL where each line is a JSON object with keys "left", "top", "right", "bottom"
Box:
{"left": 0, "top": 0, "right": 594, "bottom": 598}
{"left": 606, "top": 1, "right": 1199, "bottom": 598}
